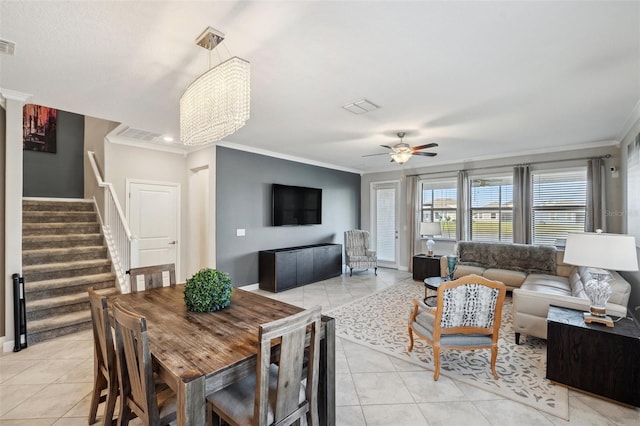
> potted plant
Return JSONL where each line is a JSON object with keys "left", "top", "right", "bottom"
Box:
{"left": 184, "top": 268, "right": 233, "bottom": 312}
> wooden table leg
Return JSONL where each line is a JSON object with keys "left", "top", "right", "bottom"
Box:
{"left": 319, "top": 316, "right": 335, "bottom": 426}
{"left": 178, "top": 376, "right": 206, "bottom": 426}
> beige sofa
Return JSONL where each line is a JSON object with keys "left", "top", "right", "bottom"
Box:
{"left": 452, "top": 241, "right": 632, "bottom": 344}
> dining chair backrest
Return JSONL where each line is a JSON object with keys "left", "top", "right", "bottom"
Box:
{"left": 112, "top": 301, "right": 161, "bottom": 425}
{"left": 87, "top": 288, "right": 118, "bottom": 425}
{"left": 128, "top": 263, "right": 176, "bottom": 293}
{"left": 256, "top": 305, "right": 322, "bottom": 425}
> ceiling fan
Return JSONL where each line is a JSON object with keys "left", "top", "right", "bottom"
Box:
{"left": 363, "top": 132, "right": 438, "bottom": 164}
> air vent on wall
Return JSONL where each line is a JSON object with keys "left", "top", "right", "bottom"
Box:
{"left": 0, "top": 39, "right": 16, "bottom": 56}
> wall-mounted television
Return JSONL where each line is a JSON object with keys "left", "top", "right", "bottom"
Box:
{"left": 272, "top": 184, "right": 322, "bottom": 226}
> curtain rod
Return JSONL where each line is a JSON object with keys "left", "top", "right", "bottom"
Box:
{"left": 406, "top": 154, "right": 612, "bottom": 178}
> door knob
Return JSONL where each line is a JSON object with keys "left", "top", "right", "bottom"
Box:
{"left": 168, "top": 241, "right": 177, "bottom": 245}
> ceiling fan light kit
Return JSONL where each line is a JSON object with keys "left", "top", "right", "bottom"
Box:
{"left": 364, "top": 132, "right": 438, "bottom": 165}
{"left": 180, "top": 27, "right": 251, "bottom": 146}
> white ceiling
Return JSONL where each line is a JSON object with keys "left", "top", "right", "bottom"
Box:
{"left": 1, "top": 1, "right": 639, "bottom": 173}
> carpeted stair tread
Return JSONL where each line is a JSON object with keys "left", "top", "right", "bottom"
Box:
{"left": 23, "top": 245, "right": 107, "bottom": 264}
{"left": 24, "top": 245, "right": 106, "bottom": 256}
{"left": 23, "top": 211, "right": 97, "bottom": 223}
{"left": 23, "top": 222, "right": 101, "bottom": 235}
{"left": 23, "top": 258, "right": 112, "bottom": 274}
{"left": 25, "top": 272, "right": 116, "bottom": 293}
{"left": 23, "top": 233, "right": 103, "bottom": 245}
{"left": 23, "top": 199, "right": 94, "bottom": 212}
{"left": 26, "top": 287, "right": 119, "bottom": 312}
{"left": 28, "top": 310, "right": 92, "bottom": 334}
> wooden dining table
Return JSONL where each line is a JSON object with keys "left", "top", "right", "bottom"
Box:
{"left": 109, "top": 285, "right": 335, "bottom": 425}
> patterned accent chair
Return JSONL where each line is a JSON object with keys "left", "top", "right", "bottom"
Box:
{"left": 408, "top": 274, "right": 506, "bottom": 380}
{"left": 344, "top": 230, "right": 377, "bottom": 276}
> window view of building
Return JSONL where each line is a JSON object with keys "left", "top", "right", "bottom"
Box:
{"left": 420, "top": 179, "right": 457, "bottom": 240}
{"left": 531, "top": 168, "right": 587, "bottom": 246}
{"left": 470, "top": 176, "right": 513, "bottom": 243}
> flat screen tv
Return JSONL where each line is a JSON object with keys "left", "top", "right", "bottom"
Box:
{"left": 272, "top": 184, "right": 322, "bottom": 226}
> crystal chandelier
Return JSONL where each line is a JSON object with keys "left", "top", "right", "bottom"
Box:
{"left": 180, "top": 27, "right": 250, "bottom": 146}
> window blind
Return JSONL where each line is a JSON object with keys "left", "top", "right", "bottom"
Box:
{"left": 420, "top": 180, "right": 457, "bottom": 240}
{"left": 470, "top": 176, "right": 513, "bottom": 242}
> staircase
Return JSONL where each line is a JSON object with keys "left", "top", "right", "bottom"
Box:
{"left": 22, "top": 199, "right": 118, "bottom": 345}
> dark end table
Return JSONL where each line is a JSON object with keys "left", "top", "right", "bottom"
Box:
{"left": 413, "top": 254, "right": 442, "bottom": 281}
{"left": 423, "top": 276, "right": 449, "bottom": 306}
{"left": 546, "top": 305, "right": 640, "bottom": 407}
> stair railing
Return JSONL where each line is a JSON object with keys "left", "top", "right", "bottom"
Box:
{"left": 87, "top": 151, "right": 138, "bottom": 292}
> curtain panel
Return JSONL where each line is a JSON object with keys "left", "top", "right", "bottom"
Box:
{"left": 406, "top": 176, "right": 418, "bottom": 271}
{"left": 513, "top": 165, "right": 531, "bottom": 244}
{"left": 586, "top": 158, "right": 605, "bottom": 232}
{"left": 456, "top": 170, "right": 469, "bottom": 241}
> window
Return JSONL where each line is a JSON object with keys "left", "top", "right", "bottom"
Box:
{"left": 470, "top": 176, "right": 513, "bottom": 242}
{"left": 531, "top": 168, "right": 587, "bottom": 246}
{"left": 420, "top": 179, "right": 457, "bottom": 240}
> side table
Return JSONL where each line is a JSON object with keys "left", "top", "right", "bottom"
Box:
{"left": 546, "top": 305, "right": 640, "bottom": 407}
{"left": 412, "top": 254, "right": 441, "bottom": 281}
{"left": 423, "top": 276, "right": 449, "bottom": 307}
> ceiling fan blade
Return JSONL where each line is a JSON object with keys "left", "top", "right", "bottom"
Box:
{"left": 412, "top": 151, "right": 438, "bottom": 157}
{"left": 412, "top": 143, "right": 439, "bottom": 151}
{"left": 362, "top": 152, "right": 390, "bottom": 157}
{"left": 380, "top": 145, "right": 393, "bottom": 149}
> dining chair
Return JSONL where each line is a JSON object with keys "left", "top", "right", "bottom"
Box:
{"left": 408, "top": 274, "right": 507, "bottom": 381}
{"left": 128, "top": 263, "right": 176, "bottom": 293}
{"left": 88, "top": 288, "right": 118, "bottom": 426}
{"left": 112, "top": 301, "right": 177, "bottom": 426}
{"left": 207, "top": 305, "right": 322, "bottom": 426}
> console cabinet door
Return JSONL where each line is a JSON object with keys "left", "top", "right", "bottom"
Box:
{"left": 314, "top": 245, "right": 342, "bottom": 281}
{"left": 296, "top": 249, "right": 314, "bottom": 285}
{"left": 275, "top": 251, "right": 298, "bottom": 291}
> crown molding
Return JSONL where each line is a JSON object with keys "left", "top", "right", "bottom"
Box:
{"left": 216, "top": 141, "right": 363, "bottom": 175}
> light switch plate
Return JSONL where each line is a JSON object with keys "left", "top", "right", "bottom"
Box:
{"left": 236, "top": 228, "right": 246, "bottom": 237}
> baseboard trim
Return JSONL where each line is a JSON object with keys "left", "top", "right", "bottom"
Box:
{"left": 239, "top": 283, "right": 259, "bottom": 291}
{"left": 2, "top": 338, "right": 15, "bottom": 353}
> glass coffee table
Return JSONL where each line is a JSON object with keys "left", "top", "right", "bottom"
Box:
{"left": 423, "top": 276, "right": 450, "bottom": 306}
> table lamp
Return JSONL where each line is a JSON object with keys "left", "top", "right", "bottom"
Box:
{"left": 420, "top": 222, "right": 442, "bottom": 257}
{"left": 563, "top": 231, "right": 638, "bottom": 327}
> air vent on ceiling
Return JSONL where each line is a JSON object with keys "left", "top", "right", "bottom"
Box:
{"left": 115, "top": 127, "right": 164, "bottom": 142}
{"left": 342, "top": 99, "right": 380, "bottom": 114}
{"left": 0, "top": 39, "right": 16, "bottom": 56}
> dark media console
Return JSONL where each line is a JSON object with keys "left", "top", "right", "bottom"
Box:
{"left": 259, "top": 243, "right": 342, "bottom": 292}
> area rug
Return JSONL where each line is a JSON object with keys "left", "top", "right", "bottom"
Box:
{"left": 326, "top": 279, "right": 569, "bottom": 420}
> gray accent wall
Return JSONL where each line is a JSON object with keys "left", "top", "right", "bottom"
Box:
{"left": 24, "top": 110, "right": 84, "bottom": 198}
{"left": 216, "top": 147, "right": 361, "bottom": 286}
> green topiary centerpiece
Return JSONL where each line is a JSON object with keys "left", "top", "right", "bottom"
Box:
{"left": 184, "top": 268, "right": 233, "bottom": 312}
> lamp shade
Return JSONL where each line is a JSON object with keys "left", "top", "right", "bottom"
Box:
{"left": 563, "top": 232, "right": 638, "bottom": 271}
{"left": 420, "top": 222, "right": 442, "bottom": 237}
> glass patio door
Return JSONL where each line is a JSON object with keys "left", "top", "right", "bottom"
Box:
{"left": 371, "top": 181, "right": 400, "bottom": 268}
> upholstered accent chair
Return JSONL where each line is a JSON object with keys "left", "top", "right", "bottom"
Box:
{"left": 344, "top": 230, "right": 377, "bottom": 276}
{"left": 408, "top": 274, "right": 507, "bottom": 381}
{"left": 128, "top": 263, "right": 176, "bottom": 293}
{"left": 207, "top": 306, "right": 322, "bottom": 426}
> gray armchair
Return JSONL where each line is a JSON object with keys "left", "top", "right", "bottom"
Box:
{"left": 344, "top": 230, "right": 377, "bottom": 276}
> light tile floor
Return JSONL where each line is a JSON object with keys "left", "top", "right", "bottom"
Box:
{"left": 1, "top": 268, "right": 639, "bottom": 425}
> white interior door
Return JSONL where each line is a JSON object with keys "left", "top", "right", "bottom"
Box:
{"left": 128, "top": 181, "right": 180, "bottom": 271}
{"left": 371, "top": 181, "right": 400, "bottom": 268}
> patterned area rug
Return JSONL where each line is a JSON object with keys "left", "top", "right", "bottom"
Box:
{"left": 327, "top": 279, "right": 569, "bottom": 420}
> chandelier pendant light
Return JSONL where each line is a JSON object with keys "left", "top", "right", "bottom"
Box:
{"left": 180, "top": 27, "right": 250, "bottom": 146}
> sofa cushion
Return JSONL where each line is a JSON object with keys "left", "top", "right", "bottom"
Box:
{"left": 454, "top": 264, "right": 485, "bottom": 279}
{"left": 523, "top": 273, "right": 571, "bottom": 292}
{"left": 519, "top": 283, "right": 573, "bottom": 297}
{"left": 482, "top": 268, "right": 526, "bottom": 288}
{"left": 457, "top": 241, "right": 556, "bottom": 275}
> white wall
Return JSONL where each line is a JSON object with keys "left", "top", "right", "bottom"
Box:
{"left": 186, "top": 146, "right": 217, "bottom": 278}
{"left": 104, "top": 142, "right": 189, "bottom": 281}
{"left": 361, "top": 145, "right": 624, "bottom": 271}
{"left": 619, "top": 110, "right": 640, "bottom": 320}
